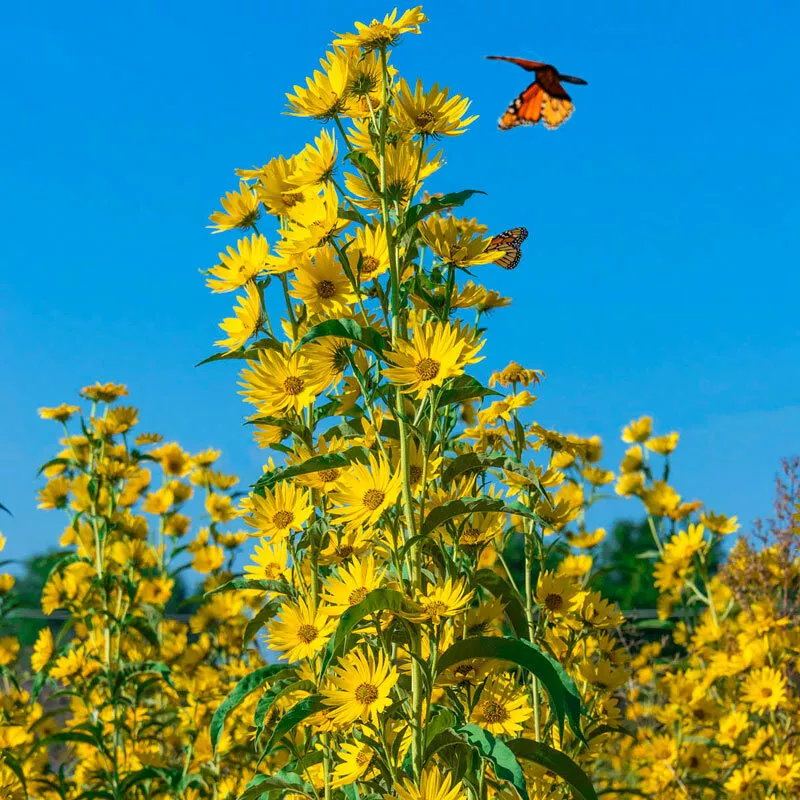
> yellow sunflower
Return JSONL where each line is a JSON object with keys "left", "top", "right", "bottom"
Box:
{"left": 239, "top": 348, "right": 328, "bottom": 417}
{"left": 321, "top": 647, "right": 398, "bottom": 727}
{"left": 469, "top": 674, "right": 533, "bottom": 736}
{"left": 38, "top": 403, "right": 80, "bottom": 423}
{"left": 279, "top": 184, "right": 344, "bottom": 255}
{"left": 329, "top": 455, "right": 402, "bottom": 530}
{"left": 286, "top": 50, "right": 352, "bottom": 121}
{"left": 741, "top": 666, "right": 787, "bottom": 713}
{"left": 289, "top": 245, "right": 357, "bottom": 316}
{"left": 419, "top": 216, "right": 500, "bottom": 268}
{"left": 206, "top": 234, "right": 270, "bottom": 293}
{"left": 383, "top": 320, "right": 484, "bottom": 398}
{"left": 414, "top": 578, "right": 473, "bottom": 623}
{"left": 621, "top": 415, "right": 652, "bottom": 443}
{"left": 288, "top": 129, "right": 338, "bottom": 187}
{"left": 266, "top": 599, "right": 336, "bottom": 662}
{"left": 244, "top": 538, "right": 290, "bottom": 583}
{"left": 331, "top": 741, "right": 379, "bottom": 788}
{"left": 208, "top": 181, "right": 261, "bottom": 233}
{"left": 245, "top": 482, "right": 313, "bottom": 541}
{"left": 334, "top": 7, "right": 427, "bottom": 52}
{"left": 30, "top": 627, "right": 54, "bottom": 673}
{"left": 214, "top": 282, "right": 262, "bottom": 351}
{"left": 322, "top": 554, "right": 386, "bottom": 615}
{"left": 345, "top": 225, "right": 391, "bottom": 283}
{"left": 394, "top": 78, "right": 478, "bottom": 137}
{"left": 534, "top": 571, "right": 581, "bottom": 617}
{"left": 318, "top": 529, "right": 374, "bottom": 565}
{"left": 252, "top": 154, "right": 313, "bottom": 218}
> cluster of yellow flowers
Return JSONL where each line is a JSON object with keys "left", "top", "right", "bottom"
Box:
{"left": 1, "top": 7, "right": 797, "bottom": 800}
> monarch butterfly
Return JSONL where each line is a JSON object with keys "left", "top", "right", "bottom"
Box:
{"left": 489, "top": 227, "right": 528, "bottom": 270}
{"left": 486, "top": 56, "right": 587, "bottom": 131}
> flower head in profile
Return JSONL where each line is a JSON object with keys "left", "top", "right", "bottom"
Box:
{"left": 31, "top": 626, "right": 54, "bottom": 673}
{"left": 245, "top": 482, "right": 313, "bottom": 541}
{"left": 621, "top": 415, "right": 652, "bottom": 443}
{"left": 279, "top": 184, "right": 345, "bottom": 255}
{"left": 286, "top": 50, "right": 352, "bottom": 120}
{"left": 329, "top": 455, "right": 402, "bottom": 530}
{"left": 208, "top": 181, "right": 261, "bottom": 233}
{"left": 80, "top": 382, "right": 128, "bottom": 403}
{"left": 419, "top": 216, "right": 502, "bottom": 268}
{"left": 214, "top": 282, "right": 262, "bottom": 351}
{"left": 321, "top": 647, "right": 398, "bottom": 727}
{"left": 395, "top": 78, "right": 478, "bottom": 137}
{"left": 252, "top": 154, "right": 313, "bottom": 217}
{"left": 39, "top": 403, "right": 80, "bottom": 423}
{"left": 392, "top": 768, "right": 466, "bottom": 800}
{"left": 288, "top": 130, "right": 338, "bottom": 187}
{"left": 646, "top": 432, "right": 680, "bottom": 455}
{"left": 206, "top": 234, "right": 270, "bottom": 293}
{"left": 334, "top": 7, "right": 427, "bottom": 52}
{"left": 700, "top": 509, "right": 740, "bottom": 535}
{"left": 383, "top": 320, "right": 484, "bottom": 398}
{"left": 267, "top": 598, "right": 336, "bottom": 662}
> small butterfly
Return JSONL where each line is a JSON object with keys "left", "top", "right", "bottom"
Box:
{"left": 486, "top": 56, "right": 587, "bottom": 131}
{"left": 489, "top": 227, "right": 528, "bottom": 270}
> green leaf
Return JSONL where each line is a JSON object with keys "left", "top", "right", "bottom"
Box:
{"left": 243, "top": 596, "right": 284, "bottom": 647}
{"left": 254, "top": 446, "right": 372, "bottom": 493}
{"left": 253, "top": 674, "right": 300, "bottom": 733}
{"left": 210, "top": 664, "right": 289, "bottom": 752}
{"left": 238, "top": 771, "right": 314, "bottom": 800}
{"left": 421, "top": 497, "right": 545, "bottom": 538}
{"left": 435, "top": 636, "right": 584, "bottom": 742}
{"left": 442, "top": 453, "right": 551, "bottom": 507}
{"left": 474, "top": 569, "right": 527, "bottom": 639}
{"left": 437, "top": 376, "right": 501, "bottom": 408}
{"left": 0, "top": 751, "right": 27, "bottom": 796}
{"left": 206, "top": 577, "right": 294, "bottom": 597}
{"left": 261, "top": 694, "right": 326, "bottom": 756}
{"left": 113, "top": 661, "right": 172, "bottom": 692}
{"left": 402, "top": 190, "right": 486, "bottom": 232}
{"left": 120, "top": 767, "right": 169, "bottom": 793}
{"left": 457, "top": 724, "right": 528, "bottom": 800}
{"left": 295, "top": 318, "right": 389, "bottom": 357}
{"left": 196, "top": 338, "right": 283, "bottom": 367}
{"left": 507, "top": 738, "right": 598, "bottom": 800}
{"left": 321, "top": 588, "right": 418, "bottom": 676}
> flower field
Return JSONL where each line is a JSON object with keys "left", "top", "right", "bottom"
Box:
{"left": 1, "top": 7, "right": 797, "bottom": 800}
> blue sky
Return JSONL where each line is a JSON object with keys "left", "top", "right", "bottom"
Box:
{"left": 1, "top": 0, "right": 798, "bottom": 566}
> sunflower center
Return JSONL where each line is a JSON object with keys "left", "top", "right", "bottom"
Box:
{"left": 760, "top": 687, "right": 773, "bottom": 699}
{"left": 777, "top": 765, "right": 790, "bottom": 778}
{"left": 361, "top": 255, "right": 380, "bottom": 275}
{"left": 424, "top": 600, "right": 449, "bottom": 617}
{"left": 355, "top": 748, "right": 373, "bottom": 766}
{"left": 284, "top": 376, "right": 305, "bottom": 395}
{"left": 362, "top": 489, "right": 386, "bottom": 511}
{"left": 687, "top": 756, "right": 699, "bottom": 769}
{"left": 545, "top": 593, "right": 565, "bottom": 612}
{"left": 272, "top": 510, "right": 294, "bottom": 529}
{"left": 281, "top": 191, "right": 303, "bottom": 208}
{"left": 348, "top": 587, "right": 369, "bottom": 606}
{"left": 461, "top": 527, "right": 482, "bottom": 545}
{"left": 455, "top": 664, "right": 476, "bottom": 681}
{"left": 318, "top": 468, "right": 340, "bottom": 483}
{"left": 316, "top": 280, "right": 337, "bottom": 299}
{"left": 264, "top": 563, "right": 281, "bottom": 580}
{"left": 416, "top": 358, "right": 440, "bottom": 381}
{"left": 297, "top": 624, "right": 319, "bottom": 643}
{"left": 335, "top": 544, "right": 354, "bottom": 558}
{"left": 414, "top": 110, "right": 437, "bottom": 129}
{"left": 482, "top": 701, "right": 509, "bottom": 724}
{"left": 355, "top": 682, "right": 379, "bottom": 705}
{"left": 409, "top": 465, "right": 423, "bottom": 484}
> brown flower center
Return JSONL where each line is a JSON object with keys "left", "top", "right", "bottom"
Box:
{"left": 348, "top": 587, "right": 369, "bottom": 606}
{"left": 316, "top": 279, "right": 337, "bottom": 299}
{"left": 455, "top": 664, "right": 476, "bottom": 681}
{"left": 461, "top": 527, "right": 482, "bottom": 545}
{"left": 481, "top": 701, "right": 509, "bottom": 724}
{"left": 777, "top": 765, "right": 790, "bottom": 778}
{"left": 355, "top": 682, "right": 379, "bottom": 704}
{"left": 297, "top": 624, "right": 318, "bottom": 643}
{"left": 281, "top": 191, "right": 303, "bottom": 208}
{"left": 361, "top": 255, "right": 380, "bottom": 275}
{"left": 545, "top": 593, "right": 565, "bottom": 612}
{"left": 362, "top": 488, "right": 386, "bottom": 511}
{"left": 272, "top": 510, "right": 294, "bottom": 529}
{"left": 355, "top": 748, "right": 373, "bottom": 766}
{"left": 424, "top": 600, "right": 449, "bottom": 618}
{"left": 760, "top": 687, "right": 773, "bottom": 699}
{"left": 416, "top": 358, "right": 440, "bottom": 381}
{"left": 318, "top": 468, "right": 340, "bottom": 483}
{"left": 284, "top": 376, "right": 305, "bottom": 395}
{"left": 335, "top": 544, "right": 354, "bottom": 559}
{"left": 264, "top": 563, "right": 281, "bottom": 580}
{"left": 409, "top": 465, "right": 423, "bottom": 484}
{"left": 414, "top": 110, "right": 437, "bottom": 129}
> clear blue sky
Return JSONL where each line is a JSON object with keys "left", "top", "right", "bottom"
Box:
{"left": 2, "top": 0, "right": 798, "bottom": 566}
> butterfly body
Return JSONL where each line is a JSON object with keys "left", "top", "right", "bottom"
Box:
{"left": 487, "top": 55, "right": 587, "bottom": 131}
{"left": 489, "top": 227, "right": 528, "bottom": 270}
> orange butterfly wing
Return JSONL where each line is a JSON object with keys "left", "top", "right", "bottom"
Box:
{"left": 499, "top": 83, "right": 544, "bottom": 130}
{"left": 489, "top": 227, "right": 529, "bottom": 270}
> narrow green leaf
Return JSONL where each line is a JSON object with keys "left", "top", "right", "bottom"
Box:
{"left": 507, "top": 738, "right": 598, "bottom": 800}
{"left": 437, "top": 376, "right": 501, "bottom": 408}
{"left": 254, "top": 446, "right": 372, "bottom": 493}
{"left": 435, "top": 636, "right": 584, "bottom": 742}
{"left": 442, "top": 453, "right": 551, "bottom": 506}
{"left": 474, "top": 569, "right": 527, "bottom": 639}
{"left": 237, "top": 771, "right": 314, "bottom": 800}
{"left": 0, "top": 751, "right": 27, "bottom": 796}
{"left": 457, "top": 724, "right": 528, "bottom": 800}
{"left": 253, "top": 674, "right": 299, "bottom": 733}
{"left": 421, "top": 497, "right": 544, "bottom": 538}
{"left": 262, "top": 694, "right": 326, "bottom": 756}
{"left": 210, "top": 664, "right": 288, "bottom": 752}
{"left": 206, "top": 577, "right": 294, "bottom": 597}
{"left": 243, "top": 596, "right": 284, "bottom": 647}
{"left": 295, "top": 318, "right": 389, "bottom": 357}
{"left": 196, "top": 338, "right": 283, "bottom": 367}
{"left": 402, "top": 190, "right": 486, "bottom": 232}
{"left": 321, "top": 588, "right": 418, "bottom": 676}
